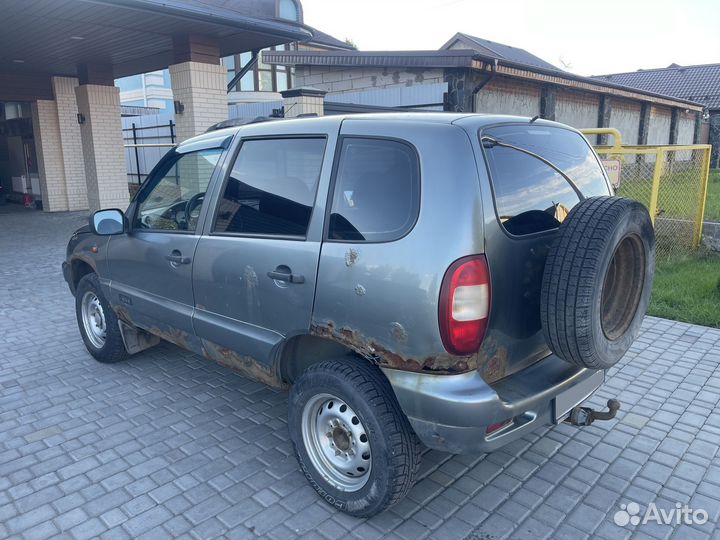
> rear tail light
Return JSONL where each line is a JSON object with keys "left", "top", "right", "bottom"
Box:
{"left": 439, "top": 255, "right": 491, "bottom": 356}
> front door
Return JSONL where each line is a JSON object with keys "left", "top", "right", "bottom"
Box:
{"left": 192, "top": 133, "right": 332, "bottom": 373}
{"left": 107, "top": 147, "right": 224, "bottom": 353}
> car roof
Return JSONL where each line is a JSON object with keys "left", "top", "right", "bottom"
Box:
{"left": 176, "top": 112, "right": 559, "bottom": 150}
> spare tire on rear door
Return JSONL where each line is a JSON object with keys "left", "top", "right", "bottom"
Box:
{"left": 540, "top": 196, "right": 655, "bottom": 370}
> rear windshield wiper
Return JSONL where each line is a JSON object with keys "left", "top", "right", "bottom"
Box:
{"left": 481, "top": 136, "right": 586, "bottom": 202}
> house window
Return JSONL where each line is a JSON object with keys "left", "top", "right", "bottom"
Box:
{"left": 224, "top": 44, "right": 294, "bottom": 93}
{"left": 278, "top": 0, "right": 300, "bottom": 21}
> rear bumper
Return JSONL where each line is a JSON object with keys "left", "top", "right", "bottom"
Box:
{"left": 381, "top": 355, "right": 603, "bottom": 454}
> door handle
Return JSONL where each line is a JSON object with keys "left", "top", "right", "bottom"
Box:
{"left": 165, "top": 251, "right": 191, "bottom": 265}
{"left": 267, "top": 268, "right": 305, "bottom": 284}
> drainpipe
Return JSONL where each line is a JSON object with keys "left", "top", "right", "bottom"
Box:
{"left": 471, "top": 59, "right": 497, "bottom": 113}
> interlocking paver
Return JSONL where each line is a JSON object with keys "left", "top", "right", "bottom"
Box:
{"left": 2, "top": 206, "right": 720, "bottom": 539}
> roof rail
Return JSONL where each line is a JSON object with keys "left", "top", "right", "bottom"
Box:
{"left": 206, "top": 116, "right": 280, "bottom": 132}
{"left": 205, "top": 112, "right": 320, "bottom": 132}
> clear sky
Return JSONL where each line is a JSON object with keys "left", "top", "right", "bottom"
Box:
{"left": 300, "top": 0, "right": 718, "bottom": 76}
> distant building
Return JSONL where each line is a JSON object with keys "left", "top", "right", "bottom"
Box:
{"left": 263, "top": 33, "right": 704, "bottom": 149}
{"left": 116, "top": 1, "right": 354, "bottom": 110}
{"left": 116, "top": 70, "right": 173, "bottom": 111}
{"left": 595, "top": 64, "right": 720, "bottom": 167}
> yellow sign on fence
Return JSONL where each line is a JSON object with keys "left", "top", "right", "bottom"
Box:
{"left": 581, "top": 128, "right": 711, "bottom": 257}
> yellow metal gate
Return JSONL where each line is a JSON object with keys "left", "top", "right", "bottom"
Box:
{"left": 582, "top": 128, "right": 711, "bottom": 258}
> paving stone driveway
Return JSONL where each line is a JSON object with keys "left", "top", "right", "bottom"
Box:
{"left": 1, "top": 206, "right": 720, "bottom": 540}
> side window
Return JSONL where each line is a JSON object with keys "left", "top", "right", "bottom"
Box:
{"left": 213, "top": 138, "right": 326, "bottom": 237}
{"left": 328, "top": 138, "right": 420, "bottom": 242}
{"left": 135, "top": 149, "right": 222, "bottom": 232}
{"left": 482, "top": 125, "right": 610, "bottom": 236}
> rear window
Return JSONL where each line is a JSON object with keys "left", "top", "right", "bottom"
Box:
{"left": 481, "top": 125, "right": 609, "bottom": 236}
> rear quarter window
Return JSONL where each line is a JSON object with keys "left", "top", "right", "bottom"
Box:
{"left": 481, "top": 125, "right": 610, "bottom": 236}
{"left": 327, "top": 137, "right": 420, "bottom": 243}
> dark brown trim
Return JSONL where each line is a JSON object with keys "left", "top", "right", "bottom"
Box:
{"left": 78, "top": 63, "right": 115, "bottom": 86}
{"left": 0, "top": 72, "right": 53, "bottom": 101}
{"left": 173, "top": 34, "right": 221, "bottom": 65}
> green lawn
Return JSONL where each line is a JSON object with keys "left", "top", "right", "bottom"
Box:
{"left": 648, "top": 251, "right": 720, "bottom": 328}
{"left": 706, "top": 169, "right": 720, "bottom": 222}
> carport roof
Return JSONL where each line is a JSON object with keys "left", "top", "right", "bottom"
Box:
{"left": 0, "top": 0, "right": 313, "bottom": 80}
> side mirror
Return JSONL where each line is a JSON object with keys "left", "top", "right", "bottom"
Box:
{"left": 90, "top": 209, "right": 126, "bottom": 236}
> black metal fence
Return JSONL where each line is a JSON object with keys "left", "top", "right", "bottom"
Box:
{"left": 122, "top": 119, "right": 176, "bottom": 184}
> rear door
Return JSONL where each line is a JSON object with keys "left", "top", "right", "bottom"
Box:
{"left": 192, "top": 119, "right": 338, "bottom": 371}
{"left": 471, "top": 123, "right": 612, "bottom": 382}
{"left": 107, "top": 142, "right": 227, "bottom": 353}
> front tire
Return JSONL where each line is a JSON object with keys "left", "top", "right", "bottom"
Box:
{"left": 75, "top": 273, "right": 128, "bottom": 363}
{"left": 289, "top": 359, "right": 421, "bottom": 517}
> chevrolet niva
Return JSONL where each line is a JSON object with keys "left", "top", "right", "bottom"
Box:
{"left": 63, "top": 113, "right": 654, "bottom": 516}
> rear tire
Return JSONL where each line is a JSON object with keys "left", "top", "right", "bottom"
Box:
{"left": 540, "top": 196, "right": 655, "bottom": 370}
{"left": 288, "top": 359, "right": 421, "bottom": 517}
{"left": 75, "top": 273, "right": 128, "bottom": 363}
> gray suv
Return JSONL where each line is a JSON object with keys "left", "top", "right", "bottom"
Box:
{"left": 63, "top": 113, "right": 655, "bottom": 516}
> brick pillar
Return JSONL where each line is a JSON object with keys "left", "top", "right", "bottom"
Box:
{"left": 597, "top": 96, "right": 612, "bottom": 145}
{"left": 540, "top": 85, "right": 557, "bottom": 121}
{"left": 709, "top": 112, "right": 720, "bottom": 169}
{"left": 443, "top": 68, "right": 489, "bottom": 113}
{"left": 52, "top": 77, "right": 88, "bottom": 211}
{"left": 169, "top": 61, "right": 228, "bottom": 142}
{"left": 75, "top": 84, "right": 129, "bottom": 212}
{"left": 693, "top": 111, "right": 703, "bottom": 144}
{"left": 31, "top": 100, "right": 69, "bottom": 212}
{"left": 280, "top": 87, "right": 326, "bottom": 118}
{"left": 669, "top": 108, "right": 680, "bottom": 145}
{"left": 638, "top": 103, "right": 651, "bottom": 145}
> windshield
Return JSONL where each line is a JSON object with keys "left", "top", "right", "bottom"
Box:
{"left": 481, "top": 125, "right": 610, "bottom": 236}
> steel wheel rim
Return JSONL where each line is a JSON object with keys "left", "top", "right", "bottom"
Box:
{"left": 81, "top": 291, "right": 107, "bottom": 349}
{"left": 301, "top": 393, "right": 372, "bottom": 492}
{"left": 601, "top": 233, "right": 646, "bottom": 341}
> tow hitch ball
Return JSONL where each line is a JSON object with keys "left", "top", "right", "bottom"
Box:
{"left": 564, "top": 399, "right": 621, "bottom": 426}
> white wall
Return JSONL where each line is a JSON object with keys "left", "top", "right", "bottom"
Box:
{"left": 474, "top": 78, "right": 541, "bottom": 117}
{"left": 555, "top": 90, "right": 599, "bottom": 130}
{"left": 610, "top": 99, "right": 641, "bottom": 145}
{"left": 677, "top": 111, "right": 696, "bottom": 145}
{"left": 294, "top": 66, "right": 444, "bottom": 93}
{"left": 647, "top": 105, "right": 671, "bottom": 145}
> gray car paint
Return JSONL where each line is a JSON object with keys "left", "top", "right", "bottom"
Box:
{"left": 192, "top": 118, "right": 341, "bottom": 380}
{"left": 64, "top": 113, "right": 610, "bottom": 454}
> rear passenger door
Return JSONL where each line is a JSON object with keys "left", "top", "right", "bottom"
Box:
{"left": 193, "top": 123, "right": 337, "bottom": 368}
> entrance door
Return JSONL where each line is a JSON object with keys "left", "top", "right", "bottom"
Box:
{"left": 107, "top": 147, "right": 223, "bottom": 353}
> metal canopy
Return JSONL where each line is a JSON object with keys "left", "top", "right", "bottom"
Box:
{"left": 0, "top": 0, "right": 313, "bottom": 80}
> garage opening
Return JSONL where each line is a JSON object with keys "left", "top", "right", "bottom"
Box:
{"left": 0, "top": 101, "right": 41, "bottom": 210}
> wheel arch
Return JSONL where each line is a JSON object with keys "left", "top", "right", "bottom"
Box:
{"left": 277, "top": 334, "right": 383, "bottom": 385}
{"left": 71, "top": 258, "right": 96, "bottom": 292}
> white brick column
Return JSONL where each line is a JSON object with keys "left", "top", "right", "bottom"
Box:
{"left": 280, "top": 87, "right": 327, "bottom": 118}
{"left": 75, "top": 84, "right": 129, "bottom": 212}
{"left": 31, "top": 100, "right": 69, "bottom": 212}
{"left": 52, "top": 77, "right": 88, "bottom": 211}
{"left": 169, "top": 61, "right": 227, "bottom": 143}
